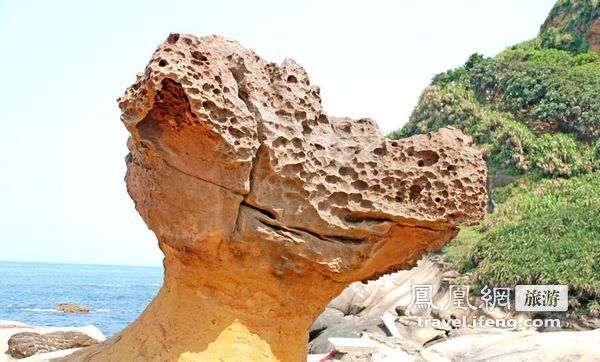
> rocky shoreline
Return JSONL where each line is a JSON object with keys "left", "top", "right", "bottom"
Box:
{"left": 3, "top": 255, "right": 598, "bottom": 361}
{"left": 307, "top": 255, "right": 600, "bottom": 361}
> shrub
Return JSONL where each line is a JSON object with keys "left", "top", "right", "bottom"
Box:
{"left": 466, "top": 47, "right": 600, "bottom": 142}
{"left": 391, "top": 81, "right": 598, "bottom": 177}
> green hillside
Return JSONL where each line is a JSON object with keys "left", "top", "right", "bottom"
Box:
{"left": 389, "top": 41, "right": 600, "bottom": 178}
{"left": 540, "top": 0, "right": 600, "bottom": 54}
{"left": 389, "top": 0, "right": 600, "bottom": 308}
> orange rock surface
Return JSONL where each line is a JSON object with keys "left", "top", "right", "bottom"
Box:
{"left": 590, "top": 17, "right": 600, "bottom": 54}
{"left": 64, "top": 34, "right": 487, "bottom": 362}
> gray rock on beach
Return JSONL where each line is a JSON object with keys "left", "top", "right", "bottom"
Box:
{"left": 0, "top": 321, "right": 105, "bottom": 361}
{"left": 7, "top": 331, "right": 98, "bottom": 358}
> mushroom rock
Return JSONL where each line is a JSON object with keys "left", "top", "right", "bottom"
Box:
{"left": 66, "top": 34, "right": 487, "bottom": 362}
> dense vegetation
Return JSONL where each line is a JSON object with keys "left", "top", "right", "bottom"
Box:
{"left": 390, "top": 41, "right": 600, "bottom": 177}
{"left": 388, "top": 0, "right": 600, "bottom": 306}
{"left": 444, "top": 173, "right": 600, "bottom": 299}
{"left": 540, "top": 0, "right": 600, "bottom": 54}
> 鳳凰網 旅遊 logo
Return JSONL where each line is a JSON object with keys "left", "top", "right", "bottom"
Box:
{"left": 408, "top": 284, "right": 568, "bottom": 312}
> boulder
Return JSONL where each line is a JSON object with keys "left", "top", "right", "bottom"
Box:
{"left": 55, "top": 303, "right": 90, "bottom": 313}
{"left": 7, "top": 331, "right": 98, "bottom": 358}
{"left": 65, "top": 34, "right": 487, "bottom": 361}
{"left": 0, "top": 322, "right": 104, "bottom": 362}
{"left": 309, "top": 257, "right": 445, "bottom": 353}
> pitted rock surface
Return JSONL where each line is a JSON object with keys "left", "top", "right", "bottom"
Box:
{"left": 65, "top": 34, "right": 487, "bottom": 362}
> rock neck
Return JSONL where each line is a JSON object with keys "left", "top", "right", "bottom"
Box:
{"left": 65, "top": 246, "right": 347, "bottom": 362}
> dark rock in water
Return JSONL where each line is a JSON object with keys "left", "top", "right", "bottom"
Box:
{"left": 55, "top": 303, "right": 90, "bottom": 313}
{"left": 7, "top": 331, "right": 99, "bottom": 358}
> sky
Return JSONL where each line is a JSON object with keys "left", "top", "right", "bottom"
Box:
{"left": 0, "top": 0, "right": 556, "bottom": 266}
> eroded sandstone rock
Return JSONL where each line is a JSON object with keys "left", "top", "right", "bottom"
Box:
{"left": 65, "top": 34, "right": 487, "bottom": 362}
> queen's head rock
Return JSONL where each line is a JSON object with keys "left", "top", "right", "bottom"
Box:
{"left": 65, "top": 34, "right": 487, "bottom": 362}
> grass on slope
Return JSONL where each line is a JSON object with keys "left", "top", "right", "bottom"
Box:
{"left": 444, "top": 173, "right": 600, "bottom": 300}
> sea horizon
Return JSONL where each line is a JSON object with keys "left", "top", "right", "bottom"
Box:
{"left": 0, "top": 259, "right": 164, "bottom": 269}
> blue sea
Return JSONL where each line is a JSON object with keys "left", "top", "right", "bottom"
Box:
{"left": 0, "top": 261, "right": 163, "bottom": 337}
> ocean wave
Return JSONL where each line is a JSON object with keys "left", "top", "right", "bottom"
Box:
{"left": 19, "top": 308, "right": 60, "bottom": 313}
{"left": 19, "top": 308, "right": 110, "bottom": 313}
{"left": 81, "top": 283, "right": 161, "bottom": 288}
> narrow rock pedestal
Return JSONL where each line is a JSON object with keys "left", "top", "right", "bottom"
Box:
{"left": 64, "top": 34, "right": 487, "bottom": 361}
